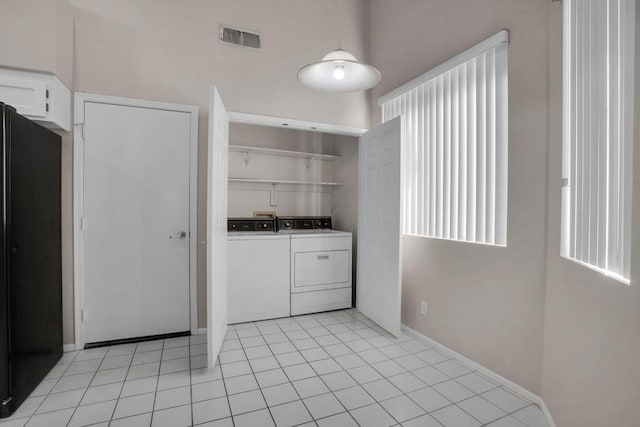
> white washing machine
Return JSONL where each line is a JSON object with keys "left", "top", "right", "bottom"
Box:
{"left": 278, "top": 217, "right": 353, "bottom": 316}
{"left": 227, "top": 219, "right": 290, "bottom": 324}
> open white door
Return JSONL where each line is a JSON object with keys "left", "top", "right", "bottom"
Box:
{"left": 357, "top": 117, "right": 403, "bottom": 337}
{"left": 207, "top": 86, "right": 229, "bottom": 367}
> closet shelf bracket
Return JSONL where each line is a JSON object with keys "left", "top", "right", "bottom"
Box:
{"left": 240, "top": 150, "right": 252, "bottom": 166}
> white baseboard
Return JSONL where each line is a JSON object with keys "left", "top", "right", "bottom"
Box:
{"left": 401, "top": 324, "right": 556, "bottom": 427}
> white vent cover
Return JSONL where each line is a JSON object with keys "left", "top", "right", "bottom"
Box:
{"left": 219, "top": 25, "right": 262, "bottom": 49}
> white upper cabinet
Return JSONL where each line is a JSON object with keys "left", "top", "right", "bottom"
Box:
{"left": 0, "top": 67, "right": 71, "bottom": 131}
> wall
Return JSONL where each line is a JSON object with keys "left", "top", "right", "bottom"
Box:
{"left": 331, "top": 135, "right": 359, "bottom": 300}
{"left": 539, "top": 2, "right": 640, "bottom": 426}
{"left": 369, "top": 0, "right": 549, "bottom": 393}
{"left": 71, "top": 0, "right": 369, "bottom": 339}
{"left": 0, "top": 0, "right": 56, "bottom": 73}
{"left": 0, "top": 0, "right": 76, "bottom": 347}
{"left": 69, "top": 0, "right": 370, "bottom": 127}
{"left": 228, "top": 124, "right": 336, "bottom": 219}
{"left": 0, "top": 0, "right": 370, "bottom": 343}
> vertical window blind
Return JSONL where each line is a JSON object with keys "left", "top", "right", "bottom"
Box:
{"left": 561, "top": 0, "right": 635, "bottom": 283}
{"left": 379, "top": 31, "right": 509, "bottom": 246}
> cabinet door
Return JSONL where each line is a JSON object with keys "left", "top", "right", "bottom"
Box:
{"left": 0, "top": 76, "right": 47, "bottom": 118}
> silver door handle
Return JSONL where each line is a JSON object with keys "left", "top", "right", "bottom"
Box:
{"left": 170, "top": 231, "right": 187, "bottom": 239}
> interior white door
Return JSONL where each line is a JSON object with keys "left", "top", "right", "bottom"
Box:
{"left": 207, "top": 86, "right": 229, "bottom": 367}
{"left": 83, "top": 102, "right": 192, "bottom": 344}
{"left": 357, "top": 116, "right": 403, "bottom": 337}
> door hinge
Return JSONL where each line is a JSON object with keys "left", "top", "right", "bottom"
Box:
{"left": 81, "top": 217, "right": 88, "bottom": 231}
{"left": 562, "top": 178, "right": 569, "bottom": 187}
{"left": 76, "top": 123, "right": 86, "bottom": 139}
{"left": 81, "top": 309, "right": 87, "bottom": 323}
{"left": 46, "top": 89, "right": 49, "bottom": 98}
{"left": 46, "top": 103, "right": 49, "bottom": 112}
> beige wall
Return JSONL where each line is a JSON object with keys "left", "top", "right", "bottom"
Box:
{"left": 225, "top": 124, "right": 360, "bottom": 307}
{"left": 0, "top": 0, "right": 76, "bottom": 348}
{"left": 228, "top": 124, "right": 335, "bottom": 219}
{"left": 5, "top": 1, "right": 640, "bottom": 423}
{"left": 71, "top": 0, "right": 370, "bottom": 336}
{"left": 331, "top": 134, "right": 359, "bottom": 296}
{"left": 370, "top": 1, "right": 640, "bottom": 425}
{"left": 369, "top": 0, "right": 550, "bottom": 393}
{"left": 1, "top": 0, "right": 370, "bottom": 344}
{"left": 539, "top": 3, "right": 640, "bottom": 426}
{"left": 0, "top": 0, "right": 57, "bottom": 73}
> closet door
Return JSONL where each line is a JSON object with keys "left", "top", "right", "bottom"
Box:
{"left": 207, "top": 86, "right": 229, "bottom": 367}
{"left": 357, "top": 117, "right": 403, "bottom": 337}
{"left": 82, "top": 101, "right": 192, "bottom": 344}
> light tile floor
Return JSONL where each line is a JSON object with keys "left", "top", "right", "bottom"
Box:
{"left": 0, "top": 309, "right": 548, "bottom": 427}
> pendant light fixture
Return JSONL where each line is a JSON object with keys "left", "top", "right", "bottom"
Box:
{"left": 297, "top": 1, "right": 381, "bottom": 92}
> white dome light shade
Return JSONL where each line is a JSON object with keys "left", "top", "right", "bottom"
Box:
{"left": 297, "top": 49, "right": 381, "bottom": 92}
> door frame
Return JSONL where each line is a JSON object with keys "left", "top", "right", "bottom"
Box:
{"left": 73, "top": 92, "right": 199, "bottom": 350}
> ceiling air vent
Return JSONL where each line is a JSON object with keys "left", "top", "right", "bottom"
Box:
{"left": 220, "top": 25, "right": 262, "bottom": 50}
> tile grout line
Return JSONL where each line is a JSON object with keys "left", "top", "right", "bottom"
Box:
{"left": 341, "top": 311, "right": 535, "bottom": 426}
{"left": 238, "top": 317, "right": 301, "bottom": 426}
{"left": 228, "top": 314, "right": 432, "bottom": 421}
{"left": 105, "top": 343, "right": 139, "bottom": 426}
{"left": 228, "top": 311, "right": 412, "bottom": 426}
{"left": 313, "top": 311, "right": 506, "bottom": 426}
{"left": 30, "top": 348, "right": 115, "bottom": 423}
{"left": 287, "top": 312, "right": 369, "bottom": 427}
{"left": 247, "top": 310, "right": 514, "bottom": 427}
{"left": 64, "top": 345, "right": 133, "bottom": 426}
{"left": 272, "top": 311, "right": 410, "bottom": 426}
{"left": 149, "top": 337, "right": 189, "bottom": 426}
{"left": 268, "top": 315, "right": 357, "bottom": 427}
{"left": 215, "top": 337, "right": 237, "bottom": 427}
{"left": 291, "top": 311, "right": 408, "bottom": 426}
{"left": 339, "top": 312, "right": 487, "bottom": 426}
{"left": 22, "top": 349, "right": 79, "bottom": 424}
{"left": 239, "top": 311, "right": 371, "bottom": 426}
{"left": 6, "top": 309, "right": 544, "bottom": 427}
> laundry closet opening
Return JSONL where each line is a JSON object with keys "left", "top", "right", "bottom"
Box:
{"left": 226, "top": 122, "right": 360, "bottom": 322}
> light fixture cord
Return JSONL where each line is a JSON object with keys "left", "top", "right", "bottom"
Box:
{"left": 337, "top": 0, "right": 343, "bottom": 49}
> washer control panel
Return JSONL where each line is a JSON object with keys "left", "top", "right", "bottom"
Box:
{"left": 228, "top": 218, "right": 276, "bottom": 232}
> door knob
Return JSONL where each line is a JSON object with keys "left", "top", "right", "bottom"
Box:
{"left": 170, "top": 231, "right": 187, "bottom": 239}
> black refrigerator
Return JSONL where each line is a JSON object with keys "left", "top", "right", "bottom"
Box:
{"left": 0, "top": 103, "right": 62, "bottom": 418}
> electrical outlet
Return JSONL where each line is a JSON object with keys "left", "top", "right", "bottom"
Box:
{"left": 420, "top": 301, "right": 428, "bottom": 317}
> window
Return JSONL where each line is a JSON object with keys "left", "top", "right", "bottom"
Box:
{"left": 561, "top": 0, "right": 635, "bottom": 283}
{"left": 380, "top": 31, "right": 509, "bottom": 246}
